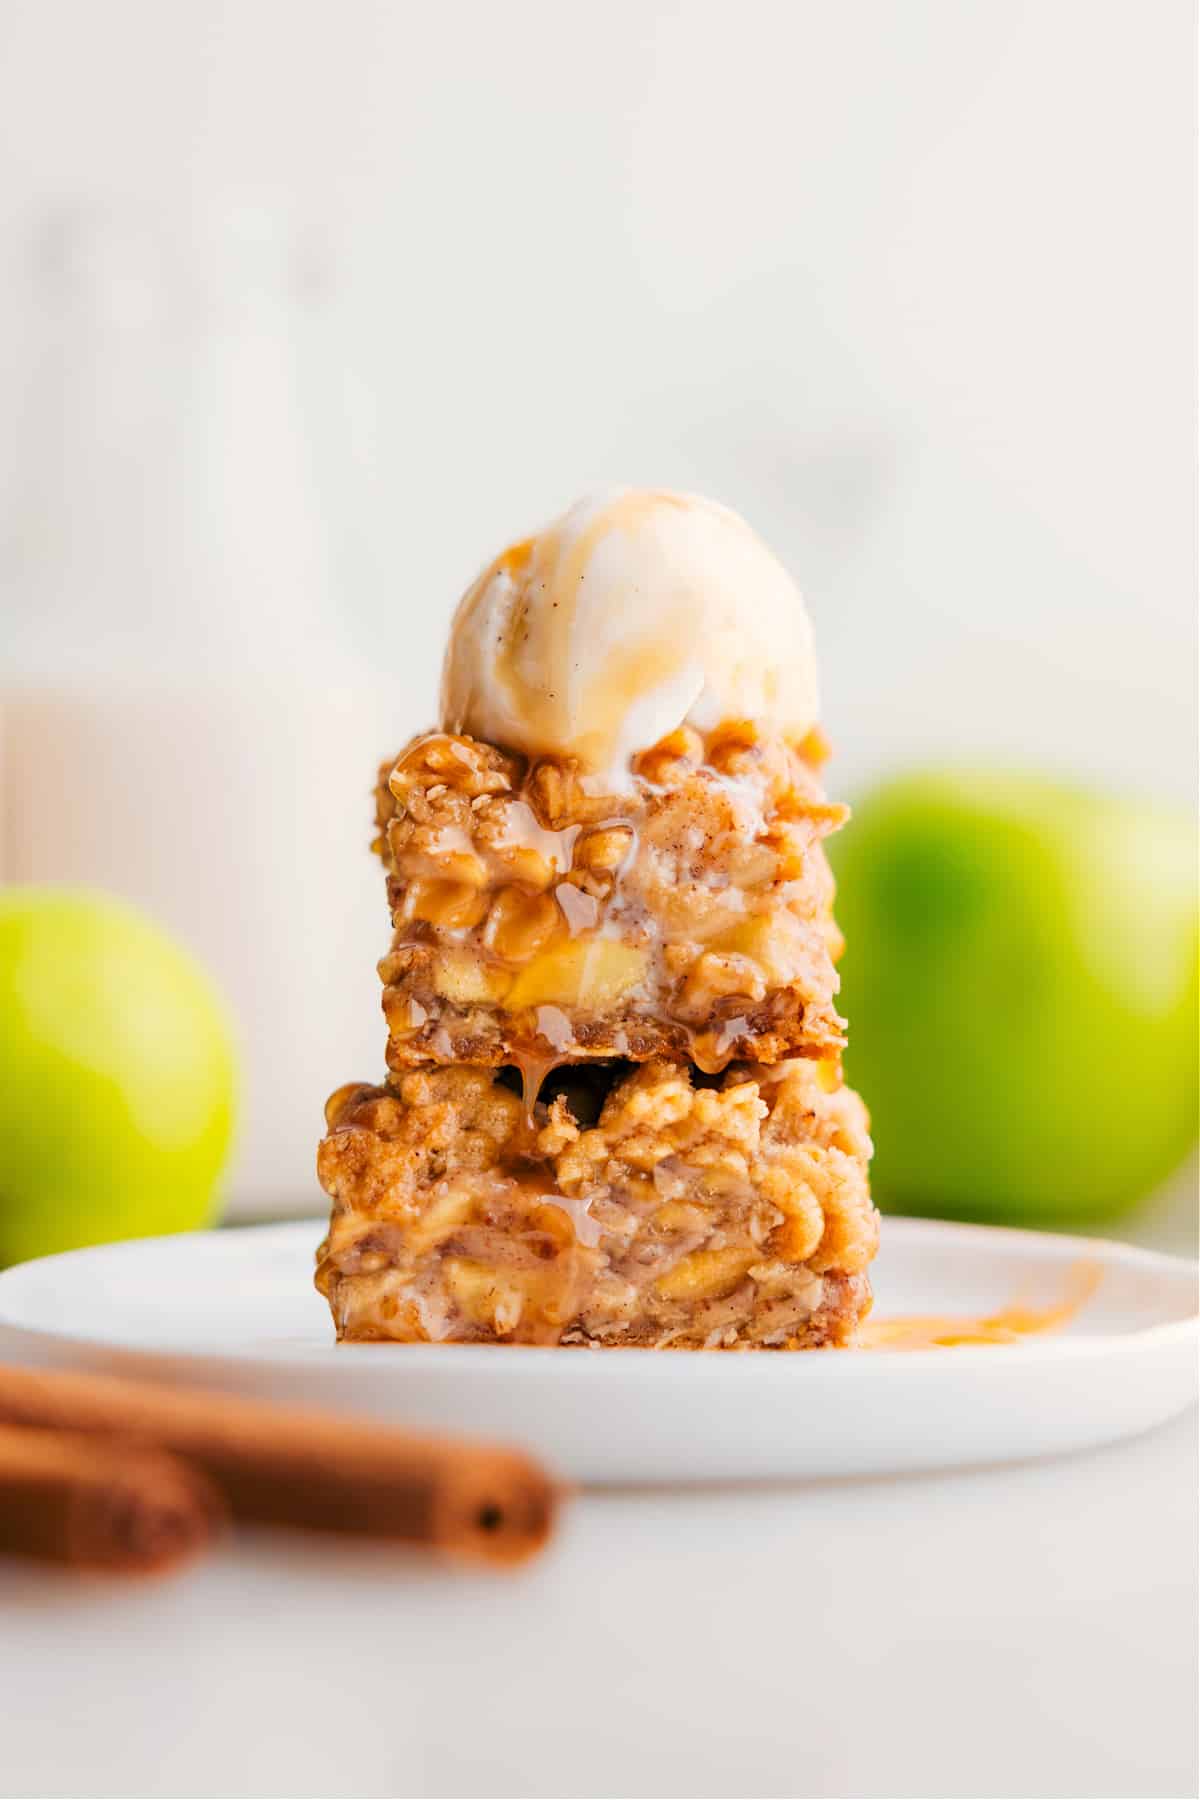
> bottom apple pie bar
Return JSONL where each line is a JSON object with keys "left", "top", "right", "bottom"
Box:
{"left": 316, "top": 1058, "right": 877, "bottom": 1348}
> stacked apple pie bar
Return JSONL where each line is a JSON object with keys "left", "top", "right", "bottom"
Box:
{"left": 316, "top": 491, "right": 877, "bottom": 1348}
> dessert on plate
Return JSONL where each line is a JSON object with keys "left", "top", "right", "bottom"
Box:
{"left": 316, "top": 489, "right": 878, "bottom": 1347}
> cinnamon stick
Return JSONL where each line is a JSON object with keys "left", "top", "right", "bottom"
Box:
{"left": 0, "top": 1364, "right": 558, "bottom": 1565}
{"left": 0, "top": 1422, "right": 223, "bottom": 1572}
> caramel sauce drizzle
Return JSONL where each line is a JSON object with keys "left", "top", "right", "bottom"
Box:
{"left": 856, "top": 1260, "right": 1101, "bottom": 1350}
{"left": 449, "top": 491, "right": 698, "bottom": 773}
{"left": 515, "top": 1049, "right": 563, "bottom": 1133}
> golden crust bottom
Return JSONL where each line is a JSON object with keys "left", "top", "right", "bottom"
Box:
{"left": 315, "top": 1059, "right": 877, "bottom": 1349}
{"left": 383, "top": 974, "right": 842, "bottom": 1074}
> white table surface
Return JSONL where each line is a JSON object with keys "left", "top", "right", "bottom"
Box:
{"left": 1, "top": 1405, "right": 1195, "bottom": 1800}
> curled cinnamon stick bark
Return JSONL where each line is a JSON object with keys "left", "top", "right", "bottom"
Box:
{"left": 0, "top": 1422, "right": 223, "bottom": 1572}
{"left": 0, "top": 1364, "right": 558, "bottom": 1564}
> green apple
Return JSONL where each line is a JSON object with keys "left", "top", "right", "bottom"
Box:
{"left": 831, "top": 770, "right": 1198, "bottom": 1227}
{"left": 0, "top": 887, "right": 237, "bottom": 1264}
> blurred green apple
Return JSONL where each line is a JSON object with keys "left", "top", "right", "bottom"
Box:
{"left": 0, "top": 888, "right": 237, "bottom": 1264}
{"left": 831, "top": 770, "right": 1198, "bottom": 1227}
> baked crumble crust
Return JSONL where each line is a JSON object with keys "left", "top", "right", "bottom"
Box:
{"left": 374, "top": 723, "right": 848, "bottom": 1074}
{"left": 316, "top": 1057, "right": 876, "bottom": 1348}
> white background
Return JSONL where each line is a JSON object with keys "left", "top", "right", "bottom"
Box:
{"left": 0, "top": 0, "right": 1195, "bottom": 799}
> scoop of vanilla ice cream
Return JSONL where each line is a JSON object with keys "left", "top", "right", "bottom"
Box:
{"left": 440, "top": 489, "right": 819, "bottom": 779}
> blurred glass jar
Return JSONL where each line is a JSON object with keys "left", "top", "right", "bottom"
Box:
{"left": 0, "top": 206, "right": 403, "bottom": 1216}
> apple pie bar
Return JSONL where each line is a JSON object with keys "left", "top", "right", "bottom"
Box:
{"left": 316, "top": 489, "right": 878, "bottom": 1350}
{"left": 316, "top": 1057, "right": 875, "bottom": 1347}
{"left": 376, "top": 720, "right": 847, "bottom": 1076}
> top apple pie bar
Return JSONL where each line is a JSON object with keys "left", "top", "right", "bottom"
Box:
{"left": 375, "top": 719, "right": 848, "bottom": 1077}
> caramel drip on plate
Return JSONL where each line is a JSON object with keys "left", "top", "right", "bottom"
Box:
{"left": 857, "top": 1260, "right": 1101, "bottom": 1350}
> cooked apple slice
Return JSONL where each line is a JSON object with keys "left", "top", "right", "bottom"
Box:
{"left": 504, "top": 939, "right": 647, "bottom": 1011}
{"left": 432, "top": 950, "right": 513, "bottom": 1005}
{"left": 655, "top": 1245, "right": 757, "bottom": 1301}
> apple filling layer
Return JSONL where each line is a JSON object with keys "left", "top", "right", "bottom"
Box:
{"left": 374, "top": 723, "right": 847, "bottom": 1075}
{"left": 315, "top": 1058, "right": 877, "bottom": 1348}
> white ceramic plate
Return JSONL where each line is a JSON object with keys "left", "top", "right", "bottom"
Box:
{"left": 0, "top": 1217, "right": 1194, "bottom": 1484}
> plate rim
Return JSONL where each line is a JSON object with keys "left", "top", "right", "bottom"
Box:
{"left": 0, "top": 1214, "right": 1195, "bottom": 1375}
